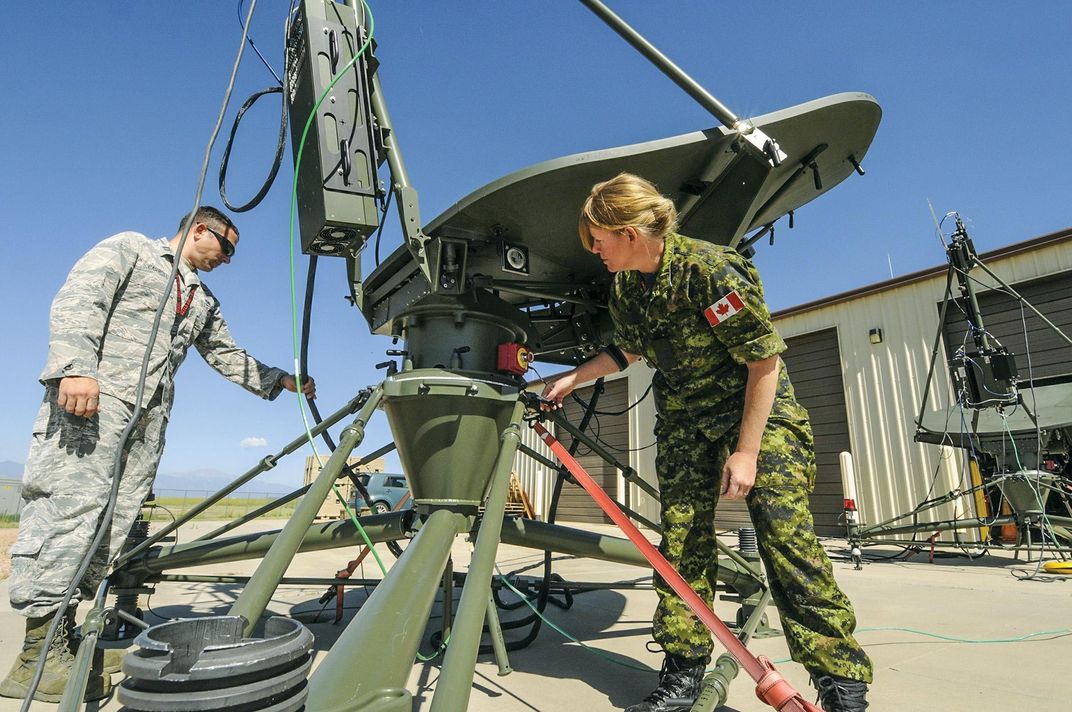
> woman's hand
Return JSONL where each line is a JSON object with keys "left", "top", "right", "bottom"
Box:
{"left": 721, "top": 450, "right": 757, "bottom": 500}
{"left": 541, "top": 371, "right": 579, "bottom": 410}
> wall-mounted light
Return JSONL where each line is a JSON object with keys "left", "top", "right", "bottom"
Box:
{"left": 868, "top": 328, "right": 883, "bottom": 345}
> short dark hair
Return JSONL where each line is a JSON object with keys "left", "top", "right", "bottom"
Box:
{"left": 178, "top": 206, "right": 237, "bottom": 237}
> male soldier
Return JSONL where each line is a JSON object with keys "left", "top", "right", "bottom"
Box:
{"left": 3, "top": 207, "right": 315, "bottom": 702}
{"left": 543, "top": 174, "right": 871, "bottom": 712}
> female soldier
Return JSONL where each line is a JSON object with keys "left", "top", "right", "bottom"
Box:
{"left": 542, "top": 173, "right": 872, "bottom": 712}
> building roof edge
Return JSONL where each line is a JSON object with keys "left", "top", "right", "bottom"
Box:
{"left": 772, "top": 226, "right": 1072, "bottom": 320}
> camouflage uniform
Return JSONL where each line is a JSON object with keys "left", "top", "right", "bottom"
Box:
{"left": 610, "top": 233, "right": 872, "bottom": 682}
{"left": 10, "top": 232, "right": 288, "bottom": 618}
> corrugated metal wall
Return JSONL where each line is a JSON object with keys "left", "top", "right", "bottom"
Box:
{"left": 550, "top": 378, "right": 629, "bottom": 524}
{"left": 522, "top": 232, "right": 1071, "bottom": 537}
{"left": 0, "top": 478, "right": 23, "bottom": 516}
{"left": 515, "top": 370, "right": 656, "bottom": 526}
{"left": 942, "top": 270, "right": 1072, "bottom": 382}
{"left": 772, "top": 239, "right": 1072, "bottom": 539}
{"left": 516, "top": 416, "right": 555, "bottom": 520}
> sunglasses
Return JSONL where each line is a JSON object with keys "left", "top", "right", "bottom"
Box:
{"left": 204, "top": 226, "right": 236, "bottom": 258}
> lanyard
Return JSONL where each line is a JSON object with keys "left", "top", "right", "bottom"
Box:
{"left": 175, "top": 274, "right": 199, "bottom": 316}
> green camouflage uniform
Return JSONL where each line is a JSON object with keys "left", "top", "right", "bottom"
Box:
{"left": 609, "top": 233, "right": 872, "bottom": 682}
{"left": 10, "top": 232, "right": 288, "bottom": 618}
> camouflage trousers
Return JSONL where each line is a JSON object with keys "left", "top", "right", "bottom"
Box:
{"left": 652, "top": 417, "right": 873, "bottom": 683}
{"left": 9, "top": 386, "right": 167, "bottom": 618}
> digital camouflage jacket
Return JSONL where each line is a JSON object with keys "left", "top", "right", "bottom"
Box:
{"left": 40, "top": 232, "right": 287, "bottom": 411}
{"left": 609, "top": 232, "right": 808, "bottom": 441}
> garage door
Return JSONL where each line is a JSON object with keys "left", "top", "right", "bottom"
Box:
{"left": 779, "top": 328, "right": 851, "bottom": 536}
{"left": 710, "top": 328, "right": 848, "bottom": 535}
{"left": 552, "top": 377, "right": 628, "bottom": 525}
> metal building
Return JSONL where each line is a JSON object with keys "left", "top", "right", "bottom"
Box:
{"left": 0, "top": 478, "right": 23, "bottom": 517}
{"left": 520, "top": 227, "right": 1072, "bottom": 539}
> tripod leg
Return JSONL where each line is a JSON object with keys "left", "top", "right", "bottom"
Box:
{"left": 305, "top": 509, "right": 465, "bottom": 711}
{"left": 485, "top": 593, "right": 513, "bottom": 676}
{"left": 230, "top": 386, "right": 384, "bottom": 634}
{"left": 430, "top": 402, "right": 526, "bottom": 712}
{"left": 915, "top": 266, "right": 957, "bottom": 434}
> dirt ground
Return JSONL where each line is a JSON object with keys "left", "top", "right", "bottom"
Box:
{"left": 0, "top": 528, "right": 17, "bottom": 581}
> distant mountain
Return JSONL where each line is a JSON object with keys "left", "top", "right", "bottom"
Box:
{"left": 0, "top": 460, "right": 24, "bottom": 479}
{"left": 153, "top": 467, "right": 295, "bottom": 496}
{"left": 0, "top": 462, "right": 302, "bottom": 493}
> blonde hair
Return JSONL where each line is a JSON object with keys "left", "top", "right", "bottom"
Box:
{"left": 578, "top": 172, "right": 677, "bottom": 251}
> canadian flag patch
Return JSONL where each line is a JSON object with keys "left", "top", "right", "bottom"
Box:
{"left": 704, "top": 290, "right": 744, "bottom": 328}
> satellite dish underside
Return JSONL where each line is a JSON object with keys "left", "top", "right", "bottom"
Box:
{"left": 361, "top": 92, "right": 880, "bottom": 360}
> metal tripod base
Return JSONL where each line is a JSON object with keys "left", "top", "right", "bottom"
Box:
{"left": 99, "top": 374, "right": 772, "bottom": 711}
{"left": 118, "top": 616, "right": 314, "bottom": 712}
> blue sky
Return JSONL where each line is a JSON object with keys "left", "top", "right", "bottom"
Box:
{"left": 1, "top": 2, "right": 1070, "bottom": 486}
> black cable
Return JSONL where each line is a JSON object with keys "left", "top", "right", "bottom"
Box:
{"left": 567, "top": 389, "right": 658, "bottom": 453}
{"left": 237, "top": 0, "right": 284, "bottom": 85}
{"left": 481, "top": 379, "right": 606, "bottom": 653}
{"left": 575, "top": 381, "right": 654, "bottom": 417}
{"left": 298, "top": 255, "right": 398, "bottom": 556}
{"left": 217, "top": 86, "right": 288, "bottom": 212}
{"left": 21, "top": 5, "right": 261, "bottom": 708}
{"left": 373, "top": 187, "right": 394, "bottom": 267}
{"left": 299, "top": 256, "right": 373, "bottom": 486}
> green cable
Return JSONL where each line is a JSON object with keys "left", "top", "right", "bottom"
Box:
{"left": 498, "top": 566, "right": 1070, "bottom": 672}
{"left": 415, "top": 632, "right": 451, "bottom": 662}
{"left": 285, "top": 0, "right": 387, "bottom": 576}
{"left": 768, "top": 626, "right": 1072, "bottom": 664}
{"left": 855, "top": 626, "right": 1071, "bottom": 644}
{"left": 495, "top": 566, "right": 651, "bottom": 672}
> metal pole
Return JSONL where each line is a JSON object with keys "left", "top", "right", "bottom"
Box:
{"left": 191, "top": 442, "right": 396, "bottom": 543}
{"left": 369, "top": 72, "right": 432, "bottom": 280}
{"left": 369, "top": 73, "right": 410, "bottom": 189}
{"left": 972, "top": 259, "right": 1072, "bottom": 348}
{"left": 577, "top": 0, "right": 739, "bottom": 128}
{"left": 57, "top": 580, "right": 109, "bottom": 712}
{"left": 305, "top": 509, "right": 466, "bottom": 711}
{"left": 441, "top": 557, "right": 454, "bottom": 644}
{"left": 120, "top": 514, "right": 405, "bottom": 580}
{"left": 914, "top": 267, "right": 957, "bottom": 433}
{"left": 861, "top": 516, "right": 1013, "bottom": 538}
{"left": 498, "top": 517, "right": 761, "bottom": 597}
{"left": 154, "top": 574, "right": 388, "bottom": 587}
{"left": 485, "top": 593, "right": 513, "bottom": 676}
{"left": 117, "top": 392, "right": 371, "bottom": 566}
{"left": 229, "top": 387, "right": 383, "bottom": 633}
{"left": 550, "top": 412, "right": 661, "bottom": 500}
{"left": 429, "top": 402, "right": 525, "bottom": 712}
{"left": 193, "top": 485, "right": 311, "bottom": 542}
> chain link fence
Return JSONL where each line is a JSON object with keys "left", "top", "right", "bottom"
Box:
{"left": 147, "top": 489, "right": 298, "bottom": 522}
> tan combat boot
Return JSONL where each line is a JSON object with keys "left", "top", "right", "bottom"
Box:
{"left": 0, "top": 612, "right": 112, "bottom": 702}
{"left": 65, "top": 606, "right": 126, "bottom": 675}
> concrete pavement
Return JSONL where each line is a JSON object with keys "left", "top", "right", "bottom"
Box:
{"left": 1, "top": 519, "right": 1069, "bottom": 711}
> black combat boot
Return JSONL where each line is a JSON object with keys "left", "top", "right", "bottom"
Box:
{"left": 811, "top": 673, "right": 869, "bottom": 712}
{"left": 625, "top": 653, "right": 708, "bottom": 712}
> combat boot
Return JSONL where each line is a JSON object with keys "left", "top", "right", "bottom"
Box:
{"left": 0, "top": 612, "right": 111, "bottom": 702}
{"left": 626, "top": 653, "right": 708, "bottom": 712}
{"left": 66, "top": 606, "right": 126, "bottom": 674}
{"left": 811, "top": 672, "right": 869, "bottom": 712}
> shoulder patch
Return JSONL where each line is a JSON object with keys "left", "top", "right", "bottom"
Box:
{"left": 703, "top": 290, "right": 744, "bottom": 328}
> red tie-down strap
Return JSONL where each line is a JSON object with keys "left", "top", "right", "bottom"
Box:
{"left": 530, "top": 420, "right": 821, "bottom": 712}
